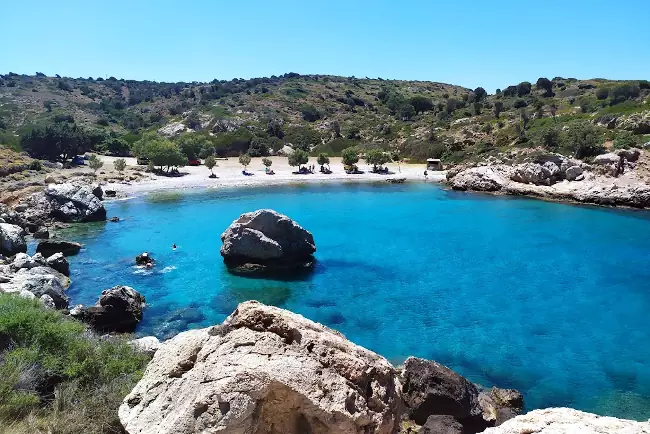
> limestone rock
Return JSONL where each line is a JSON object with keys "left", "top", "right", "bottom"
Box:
{"left": 617, "top": 111, "right": 650, "bottom": 135}
{"left": 449, "top": 166, "right": 505, "bottom": 192}
{"left": 46, "top": 253, "right": 70, "bottom": 276}
{"left": 25, "top": 183, "right": 106, "bottom": 223}
{"left": 565, "top": 165, "right": 584, "bottom": 181}
{"left": 33, "top": 226, "right": 50, "bottom": 239}
{"left": 40, "top": 294, "right": 56, "bottom": 309}
{"left": 593, "top": 153, "right": 621, "bottom": 165}
{"left": 0, "top": 267, "right": 70, "bottom": 308}
{"left": 0, "top": 223, "right": 27, "bottom": 256}
{"left": 616, "top": 148, "right": 641, "bottom": 162}
{"left": 36, "top": 240, "right": 82, "bottom": 256}
{"left": 119, "top": 301, "right": 403, "bottom": 434}
{"left": 510, "top": 163, "right": 552, "bottom": 186}
{"left": 220, "top": 209, "right": 316, "bottom": 273}
{"left": 419, "top": 415, "right": 464, "bottom": 434}
{"left": 158, "top": 122, "right": 187, "bottom": 137}
{"left": 481, "top": 408, "right": 650, "bottom": 434}
{"left": 129, "top": 336, "right": 161, "bottom": 356}
{"left": 71, "top": 285, "right": 145, "bottom": 333}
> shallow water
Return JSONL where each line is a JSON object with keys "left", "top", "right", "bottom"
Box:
{"left": 60, "top": 183, "right": 650, "bottom": 419}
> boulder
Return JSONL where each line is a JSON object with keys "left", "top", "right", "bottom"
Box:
{"left": 0, "top": 223, "right": 27, "bottom": 256}
{"left": 616, "top": 148, "right": 641, "bottom": 162}
{"left": 0, "top": 268, "right": 69, "bottom": 308}
{"left": 564, "top": 165, "right": 584, "bottom": 181}
{"left": 119, "top": 301, "right": 403, "bottom": 434}
{"left": 92, "top": 184, "right": 103, "bottom": 200}
{"left": 11, "top": 253, "right": 37, "bottom": 270}
{"left": 593, "top": 153, "right": 621, "bottom": 165}
{"left": 481, "top": 408, "right": 650, "bottom": 434}
{"left": 419, "top": 415, "right": 464, "bottom": 434}
{"left": 36, "top": 240, "right": 82, "bottom": 257}
{"left": 129, "top": 336, "right": 161, "bottom": 356}
{"left": 25, "top": 183, "right": 106, "bottom": 223}
{"left": 71, "top": 285, "right": 145, "bottom": 333}
{"left": 401, "top": 357, "right": 522, "bottom": 433}
{"left": 220, "top": 209, "right": 316, "bottom": 273}
{"left": 105, "top": 190, "right": 117, "bottom": 198}
{"left": 40, "top": 294, "right": 56, "bottom": 309}
{"left": 33, "top": 226, "right": 50, "bottom": 239}
{"left": 135, "top": 252, "right": 154, "bottom": 266}
{"left": 46, "top": 253, "right": 70, "bottom": 276}
{"left": 510, "top": 163, "right": 552, "bottom": 186}
{"left": 449, "top": 166, "right": 505, "bottom": 192}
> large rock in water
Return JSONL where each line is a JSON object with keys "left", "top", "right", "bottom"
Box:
{"left": 119, "top": 301, "right": 402, "bottom": 434}
{"left": 401, "top": 357, "right": 523, "bottom": 433}
{"left": 71, "top": 285, "right": 145, "bottom": 333}
{"left": 0, "top": 223, "right": 27, "bottom": 256}
{"left": 449, "top": 167, "right": 506, "bottom": 192}
{"left": 24, "top": 182, "right": 106, "bottom": 223}
{"left": 482, "top": 408, "right": 650, "bottom": 434}
{"left": 36, "top": 240, "right": 82, "bottom": 257}
{"left": 220, "top": 209, "right": 316, "bottom": 273}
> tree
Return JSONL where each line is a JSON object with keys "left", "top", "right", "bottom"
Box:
{"left": 300, "top": 105, "right": 321, "bottom": 122}
{"left": 513, "top": 99, "right": 528, "bottom": 109}
{"left": 248, "top": 136, "right": 269, "bottom": 157}
{"left": 185, "top": 112, "right": 202, "bottom": 130}
{"left": 610, "top": 83, "right": 640, "bottom": 104}
{"left": 288, "top": 149, "right": 309, "bottom": 170}
{"left": 239, "top": 153, "right": 252, "bottom": 169}
{"left": 494, "top": 101, "right": 504, "bottom": 119}
{"left": 20, "top": 122, "right": 91, "bottom": 162}
{"left": 535, "top": 125, "right": 561, "bottom": 150}
{"left": 146, "top": 139, "right": 186, "bottom": 173}
{"left": 346, "top": 126, "right": 361, "bottom": 140}
{"left": 341, "top": 147, "right": 359, "bottom": 167}
{"left": 446, "top": 98, "right": 458, "bottom": 114}
{"left": 473, "top": 87, "right": 487, "bottom": 101}
{"left": 88, "top": 154, "right": 103, "bottom": 173}
{"left": 176, "top": 134, "right": 209, "bottom": 160}
{"left": 536, "top": 78, "right": 553, "bottom": 97}
{"left": 113, "top": 158, "right": 127, "bottom": 173}
{"left": 517, "top": 81, "right": 532, "bottom": 97}
{"left": 330, "top": 120, "right": 341, "bottom": 137}
{"left": 317, "top": 153, "right": 330, "bottom": 170}
{"left": 103, "top": 137, "right": 130, "bottom": 156}
{"left": 561, "top": 121, "right": 604, "bottom": 159}
{"left": 398, "top": 104, "right": 416, "bottom": 120}
{"left": 390, "top": 148, "right": 402, "bottom": 173}
{"left": 473, "top": 102, "right": 482, "bottom": 115}
{"left": 262, "top": 157, "right": 273, "bottom": 168}
{"left": 409, "top": 96, "right": 434, "bottom": 114}
{"left": 595, "top": 87, "right": 609, "bottom": 100}
{"left": 364, "top": 149, "right": 390, "bottom": 172}
{"left": 204, "top": 155, "right": 217, "bottom": 176}
{"left": 267, "top": 118, "right": 284, "bottom": 138}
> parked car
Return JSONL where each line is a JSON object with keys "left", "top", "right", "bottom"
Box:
{"left": 136, "top": 156, "right": 149, "bottom": 165}
{"left": 71, "top": 155, "right": 85, "bottom": 165}
{"left": 188, "top": 159, "right": 201, "bottom": 166}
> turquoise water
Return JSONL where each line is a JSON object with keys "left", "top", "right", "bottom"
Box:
{"left": 61, "top": 183, "right": 650, "bottom": 419}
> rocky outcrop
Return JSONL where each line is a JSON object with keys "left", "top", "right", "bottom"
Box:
{"left": 564, "top": 165, "right": 584, "bottom": 181}
{"left": 23, "top": 182, "right": 106, "bottom": 223}
{"left": 481, "top": 408, "right": 650, "bottom": 434}
{"left": 71, "top": 285, "right": 145, "bottom": 333}
{"left": 401, "top": 357, "right": 522, "bottom": 433}
{"left": 119, "top": 301, "right": 403, "bottom": 434}
{"left": 129, "top": 336, "right": 161, "bottom": 356}
{"left": 220, "top": 209, "right": 316, "bottom": 273}
{"left": 0, "top": 223, "right": 27, "bottom": 256}
{"left": 36, "top": 240, "right": 82, "bottom": 257}
{"left": 449, "top": 166, "right": 506, "bottom": 192}
{"left": 617, "top": 110, "right": 650, "bottom": 135}
{"left": 0, "top": 257, "right": 71, "bottom": 308}
{"left": 419, "top": 415, "right": 463, "bottom": 434}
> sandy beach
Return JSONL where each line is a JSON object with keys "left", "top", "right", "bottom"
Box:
{"left": 100, "top": 156, "right": 445, "bottom": 195}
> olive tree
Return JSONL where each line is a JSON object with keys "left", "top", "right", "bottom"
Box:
{"left": 316, "top": 153, "right": 330, "bottom": 170}
{"left": 113, "top": 158, "right": 127, "bottom": 173}
{"left": 262, "top": 157, "right": 273, "bottom": 168}
{"left": 205, "top": 155, "right": 217, "bottom": 176}
{"left": 364, "top": 149, "right": 390, "bottom": 172}
{"left": 341, "top": 147, "right": 359, "bottom": 167}
{"left": 288, "top": 149, "right": 309, "bottom": 170}
{"left": 88, "top": 154, "right": 103, "bottom": 173}
{"left": 239, "top": 153, "right": 251, "bottom": 169}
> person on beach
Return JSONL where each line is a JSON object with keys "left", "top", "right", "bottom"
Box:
{"left": 424, "top": 170, "right": 428, "bottom": 180}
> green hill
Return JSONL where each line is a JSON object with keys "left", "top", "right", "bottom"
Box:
{"left": 1, "top": 72, "right": 649, "bottom": 163}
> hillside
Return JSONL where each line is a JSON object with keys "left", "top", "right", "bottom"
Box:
{"left": 0, "top": 72, "right": 649, "bottom": 164}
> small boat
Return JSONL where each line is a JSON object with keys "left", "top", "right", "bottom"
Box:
{"left": 386, "top": 177, "right": 406, "bottom": 184}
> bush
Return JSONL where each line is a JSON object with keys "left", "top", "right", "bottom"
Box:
{"left": 533, "top": 125, "right": 561, "bottom": 150}
{"left": 28, "top": 160, "right": 42, "bottom": 171}
{"left": 238, "top": 153, "right": 251, "bottom": 168}
{"left": 513, "top": 99, "right": 528, "bottom": 109}
{"left": 613, "top": 131, "right": 637, "bottom": 150}
{"left": 0, "top": 294, "right": 149, "bottom": 426}
{"left": 561, "top": 120, "right": 604, "bottom": 158}
{"left": 517, "top": 81, "right": 532, "bottom": 97}
{"left": 409, "top": 96, "right": 434, "bottom": 114}
{"left": 610, "top": 83, "right": 640, "bottom": 105}
{"left": 87, "top": 154, "right": 103, "bottom": 173}
{"left": 113, "top": 158, "right": 126, "bottom": 172}
{"left": 300, "top": 105, "right": 321, "bottom": 122}
{"left": 261, "top": 157, "right": 272, "bottom": 167}
{"left": 20, "top": 122, "right": 92, "bottom": 162}
{"left": 316, "top": 153, "right": 330, "bottom": 168}
{"left": 596, "top": 87, "right": 609, "bottom": 100}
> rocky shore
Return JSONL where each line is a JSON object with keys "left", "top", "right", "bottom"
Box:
{"left": 446, "top": 149, "right": 650, "bottom": 209}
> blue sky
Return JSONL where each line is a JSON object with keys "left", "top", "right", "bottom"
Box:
{"left": 2, "top": 0, "right": 648, "bottom": 92}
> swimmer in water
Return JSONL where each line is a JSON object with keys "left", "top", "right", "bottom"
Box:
{"left": 172, "top": 243, "right": 177, "bottom": 250}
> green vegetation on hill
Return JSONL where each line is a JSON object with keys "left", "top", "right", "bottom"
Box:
{"left": 0, "top": 294, "right": 150, "bottom": 433}
{"left": 1, "top": 72, "right": 649, "bottom": 166}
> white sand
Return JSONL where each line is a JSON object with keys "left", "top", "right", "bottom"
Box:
{"left": 100, "top": 156, "right": 446, "bottom": 195}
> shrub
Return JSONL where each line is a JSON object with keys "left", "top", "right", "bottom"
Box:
{"left": 596, "top": 87, "right": 609, "bottom": 100}
{"left": 561, "top": 120, "right": 604, "bottom": 158}
{"left": 28, "top": 160, "right": 42, "bottom": 171}
{"left": 300, "top": 105, "right": 321, "bottom": 122}
{"left": 517, "top": 81, "right": 532, "bottom": 97}
{"left": 409, "top": 96, "right": 434, "bottom": 114}
{"left": 261, "top": 157, "right": 272, "bottom": 167}
{"left": 494, "top": 101, "right": 504, "bottom": 119}
{"left": 238, "top": 153, "right": 251, "bottom": 168}
{"left": 113, "top": 158, "right": 126, "bottom": 172}
{"left": 513, "top": 99, "right": 528, "bottom": 109}
{"left": 610, "top": 83, "right": 640, "bottom": 105}
{"left": 341, "top": 147, "right": 359, "bottom": 166}
{"left": 0, "top": 294, "right": 149, "bottom": 426}
{"left": 613, "top": 131, "right": 637, "bottom": 150}
{"left": 88, "top": 154, "right": 103, "bottom": 173}
{"left": 534, "top": 125, "right": 561, "bottom": 150}
{"left": 316, "top": 153, "right": 330, "bottom": 168}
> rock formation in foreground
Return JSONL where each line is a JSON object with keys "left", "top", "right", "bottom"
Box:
{"left": 0, "top": 223, "right": 27, "bottom": 256}
{"left": 71, "top": 285, "right": 145, "bottom": 333}
{"left": 119, "top": 301, "right": 522, "bottom": 434}
{"left": 220, "top": 209, "right": 316, "bottom": 273}
{"left": 481, "top": 408, "right": 650, "bottom": 434}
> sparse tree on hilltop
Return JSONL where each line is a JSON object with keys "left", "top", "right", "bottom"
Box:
{"left": 473, "top": 87, "right": 487, "bottom": 101}
{"left": 536, "top": 78, "right": 554, "bottom": 97}
{"left": 494, "top": 101, "right": 504, "bottom": 119}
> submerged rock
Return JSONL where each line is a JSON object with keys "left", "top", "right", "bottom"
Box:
{"left": 36, "top": 240, "right": 82, "bottom": 257}
{"left": 220, "top": 209, "right": 316, "bottom": 273}
{"left": 0, "top": 223, "right": 27, "bottom": 256}
{"left": 71, "top": 285, "right": 145, "bottom": 333}
{"left": 119, "top": 301, "right": 402, "bottom": 434}
{"left": 481, "top": 408, "right": 650, "bottom": 434}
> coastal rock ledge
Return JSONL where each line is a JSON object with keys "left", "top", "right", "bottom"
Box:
{"left": 220, "top": 209, "right": 316, "bottom": 273}
{"left": 119, "top": 301, "right": 402, "bottom": 434}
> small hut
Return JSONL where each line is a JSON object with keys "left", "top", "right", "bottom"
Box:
{"left": 426, "top": 158, "right": 442, "bottom": 171}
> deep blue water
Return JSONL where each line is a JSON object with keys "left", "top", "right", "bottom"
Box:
{"left": 60, "top": 183, "right": 650, "bottom": 420}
